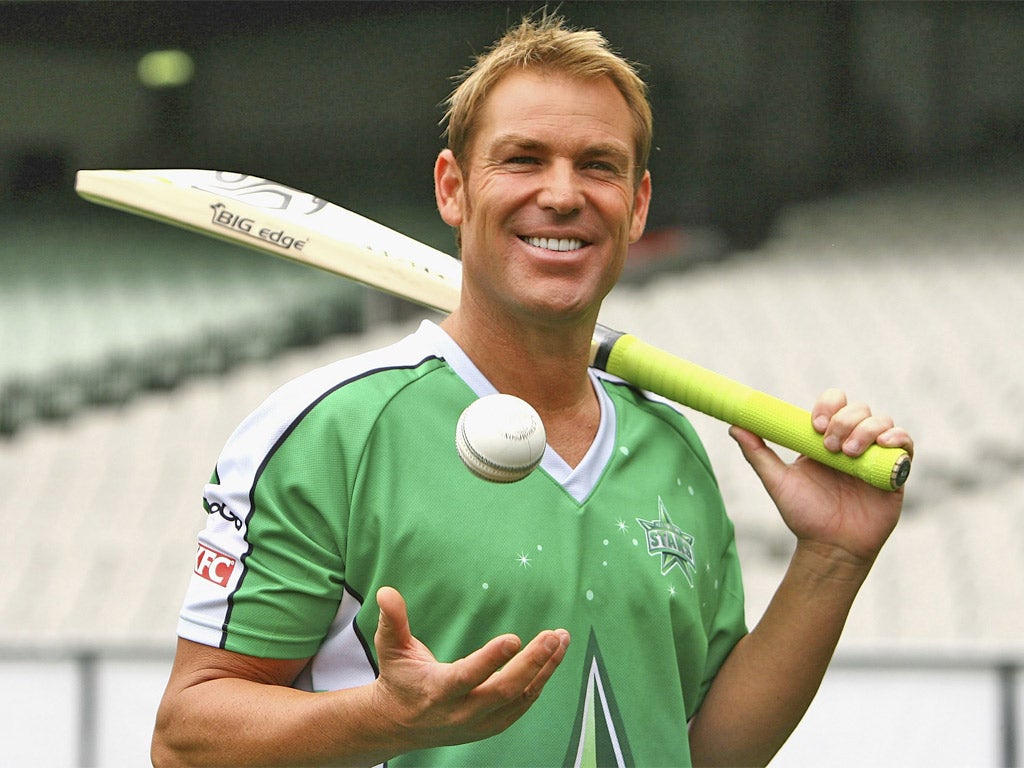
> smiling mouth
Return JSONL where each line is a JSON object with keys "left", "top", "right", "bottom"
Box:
{"left": 521, "top": 235, "right": 586, "bottom": 252}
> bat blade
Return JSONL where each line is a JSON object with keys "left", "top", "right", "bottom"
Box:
{"left": 75, "top": 169, "right": 461, "bottom": 314}
{"left": 76, "top": 168, "right": 909, "bottom": 490}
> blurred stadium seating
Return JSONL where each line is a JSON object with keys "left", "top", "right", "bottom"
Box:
{"left": 3, "top": 161, "right": 1022, "bottom": 646}
{"left": 0, "top": 164, "right": 1022, "bottom": 765}
{"left": 0, "top": 200, "right": 364, "bottom": 436}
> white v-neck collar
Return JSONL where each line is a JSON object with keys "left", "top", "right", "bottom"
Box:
{"left": 419, "top": 320, "right": 614, "bottom": 503}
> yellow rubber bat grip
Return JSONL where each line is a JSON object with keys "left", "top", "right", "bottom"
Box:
{"left": 595, "top": 330, "right": 910, "bottom": 491}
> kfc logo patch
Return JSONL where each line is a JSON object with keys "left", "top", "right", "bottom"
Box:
{"left": 195, "top": 544, "right": 236, "bottom": 587}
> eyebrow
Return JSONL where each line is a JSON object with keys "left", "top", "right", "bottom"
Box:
{"left": 488, "top": 133, "right": 546, "bottom": 153}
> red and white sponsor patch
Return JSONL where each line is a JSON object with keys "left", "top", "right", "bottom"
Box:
{"left": 194, "top": 544, "right": 236, "bottom": 587}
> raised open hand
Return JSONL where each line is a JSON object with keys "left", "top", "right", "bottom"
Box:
{"left": 369, "top": 587, "right": 570, "bottom": 752}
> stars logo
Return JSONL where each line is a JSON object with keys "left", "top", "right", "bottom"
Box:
{"left": 637, "top": 497, "right": 697, "bottom": 587}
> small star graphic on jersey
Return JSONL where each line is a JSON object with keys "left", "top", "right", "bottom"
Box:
{"left": 616, "top": 519, "right": 629, "bottom": 533}
{"left": 516, "top": 552, "right": 532, "bottom": 568}
{"left": 637, "top": 497, "right": 697, "bottom": 586}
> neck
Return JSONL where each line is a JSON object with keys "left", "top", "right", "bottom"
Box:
{"left": 441, "top": 307, "right": 600, "bottom": 467}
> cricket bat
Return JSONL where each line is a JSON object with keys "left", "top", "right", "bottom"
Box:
{"left": 75, "top": 169, "right": 911, "bottom": 490}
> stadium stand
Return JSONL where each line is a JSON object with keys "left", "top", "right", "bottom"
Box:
{"left": 0, "top": 201, "right": 365, "bottom": 436}
{"left": 1, "top": 163, "right": 1022, "bottom": 654}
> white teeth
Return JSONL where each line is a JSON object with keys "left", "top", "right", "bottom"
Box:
{"left": 524, "top": 236, "right": 584, "bottom": 252}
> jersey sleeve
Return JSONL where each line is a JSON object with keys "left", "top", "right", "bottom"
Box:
{"left": 177, "top": 370, "right": 361, "bottom": 658}
{"left": 694, "top": 526, "right": 748, "bottom": 712}
{"left": 176, "top": 330, "right": 448, "bottom": 659}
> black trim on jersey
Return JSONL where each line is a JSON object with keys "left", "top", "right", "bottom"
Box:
{"left": 345, "top": 582, "right": 379, "bottom": 676}
{"left": 219, "top": 355, "right": 443, "bottom": 650}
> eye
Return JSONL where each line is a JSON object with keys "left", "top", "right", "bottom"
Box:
{"left": 506, "top": 155, "right": 539, "bottom": 166}
{"left": 583, "top": 159, "right": 623, "bottom": 175}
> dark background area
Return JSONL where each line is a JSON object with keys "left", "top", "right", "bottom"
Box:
{"left": 3, "top": 0, "right": 1023, "bottom": 250}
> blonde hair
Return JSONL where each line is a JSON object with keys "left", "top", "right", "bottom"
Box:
{"left": 442, "top": 12, "right": 652, "bottom": 187}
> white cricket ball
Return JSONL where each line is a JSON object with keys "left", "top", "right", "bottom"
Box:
{"left": 455, "top": 394, "right": 546, "bottom": 483}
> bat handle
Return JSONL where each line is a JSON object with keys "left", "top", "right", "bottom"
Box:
{"left": 591, "top": 325, "right": 911, "bottom": 491}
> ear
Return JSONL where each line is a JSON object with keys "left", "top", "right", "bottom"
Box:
{"left": 628, "top": 170, "right": 653, "bottom": 243}
{"left": 434, "top": 149, "right": 465, "bottom": 228}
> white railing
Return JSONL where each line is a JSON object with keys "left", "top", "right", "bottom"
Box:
{"left": 1, "top": 647, "right": 1020, "bottom": 767}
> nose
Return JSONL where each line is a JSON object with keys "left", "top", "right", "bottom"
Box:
{"left": 537, "top": 161, "right": 584, "bottom": 215}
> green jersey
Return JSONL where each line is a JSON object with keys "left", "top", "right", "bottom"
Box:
{"left": 179, "top": 321, "right": 747, "bottom": 767}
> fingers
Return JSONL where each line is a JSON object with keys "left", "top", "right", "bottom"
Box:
{"left": 876, "top": 425, "right": 914, "bottom": 458}
{"left": 371, "top": 587, "right": 570, "bottom": 749}
{"left": 471, "top": 629, "right": 570, "bottom": 730}
{"left": 447, "top": 634, "right": 524, "bottom": 695}
{"left": 508, "top": 629, "right": 571, "bottom": 702}
{"left": 454, "top": 629, "right": 569, "bottom": 700}
{"left": 376, "top": 586, "right": 413, "bottom": 650}
{"left": 426, "top": 626, "right": 570, "bottom": 742}
{"left": 812, "top": 389, "right": 912, "bottom": 458}
{"left": 811, "top": 387, "right": 849, "bottom": 431}
{"left": 826, "top": 409, "right": 891, "bottom": 457}
{"left": 375, "top": 585, "right": 569, "bottom": 707}
{"left": 729, "top": 426, "right": 786, "bottom": 489}
{"left": 444, "top": 630, "right": 570, "bottom": 721}
{"left": 812, "top": 388, "right": 873, "bottom": 454}
{"left": 376, "top": 585, "right": 570, "bottom": 691}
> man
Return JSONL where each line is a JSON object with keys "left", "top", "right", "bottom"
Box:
{"left": 152, "top": 14, "right": 912, "bottom": 767}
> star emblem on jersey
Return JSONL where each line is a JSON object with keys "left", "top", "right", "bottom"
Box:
{"left": 637, "top": 497, "right": 697, "bottom": 586}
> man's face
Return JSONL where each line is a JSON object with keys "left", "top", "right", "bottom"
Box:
{"left": 436, "top": 69, "right": 651, "bottom": 327}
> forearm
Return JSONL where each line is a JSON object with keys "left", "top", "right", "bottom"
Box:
{"left": 688, "top": 541, "right": 873, "bottom": 767}
{"left": 152, "top": 677, "right": 408, "bottom": 768}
